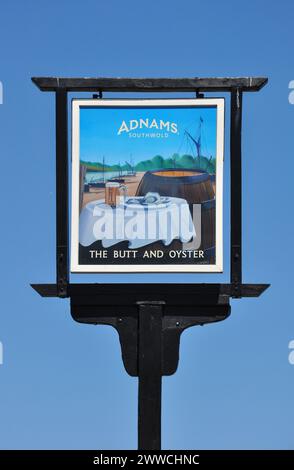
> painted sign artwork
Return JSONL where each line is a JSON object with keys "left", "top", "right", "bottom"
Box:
{"left": 71, "top": 99, "right": 224, "bottom": 272}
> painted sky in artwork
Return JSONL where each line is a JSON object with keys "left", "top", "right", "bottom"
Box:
{"left": 80, "top": 105, "right": 218, "bottom": 164}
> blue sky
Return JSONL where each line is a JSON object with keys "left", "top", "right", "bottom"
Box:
{"left": 80, "top": 105, "right": 217, "bottom": 164}
{"left": 0, "top": 0, "right": 294, "bottom": 450}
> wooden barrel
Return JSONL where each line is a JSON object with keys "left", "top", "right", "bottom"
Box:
{"left": 136, "top": 168, "right": 215, "bottom": 203}
{"left": 201, "top": 199, "right": 215, "bottom": 262}
{"left": 136, "top": 168, "right": 215, "bottom": 260}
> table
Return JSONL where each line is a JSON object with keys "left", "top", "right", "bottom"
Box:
{"left": 79, "top": 197, "right": 196, "bottom": 249}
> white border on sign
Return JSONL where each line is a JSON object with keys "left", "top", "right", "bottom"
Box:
{"left": 71, "top": 98, "right": 224, "bottom": 273}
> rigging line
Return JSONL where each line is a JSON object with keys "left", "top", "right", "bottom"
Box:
{"left": 201, "top": 124, "right": 209, "bottom": 157}
{"left": 186, "top": 135, "right": 196, "bottom": 160}
{"left": 176, "top": 130, "right": 186, "bottom": 155}
{"left": 188, "top": 133, "right": 196, "bottom": 158}
{"left": 185, "top": 130, "right": 201, "bottom": 159}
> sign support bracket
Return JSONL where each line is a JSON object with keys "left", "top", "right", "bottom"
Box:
{"left": 56, "top": 90, "right": 69, "bottom": 297}
{"left": 230, "top": 88, "right": 243, "bottom": 297}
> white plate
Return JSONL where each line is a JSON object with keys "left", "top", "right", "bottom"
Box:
{"left": 124, "top": 196, "right": 171, "bottom": 210}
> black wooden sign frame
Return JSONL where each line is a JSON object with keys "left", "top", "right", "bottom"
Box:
{"left": 31, "top": 77, "right": 270, "bottom": 450}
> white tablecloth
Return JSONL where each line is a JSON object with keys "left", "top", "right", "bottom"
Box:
{"left": 79, "top": 197, "right": 196, "bottom": 249}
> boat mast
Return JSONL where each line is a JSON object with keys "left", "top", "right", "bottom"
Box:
{"left": 184, "top": 116, "right": 203, "bottom": 166}
{"left": 197, "top": 117, "right": 203, "bottom": 162}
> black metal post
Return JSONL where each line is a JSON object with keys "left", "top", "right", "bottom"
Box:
{"left": 138, "top": 302, "right": 164, "bottom": 450}
{"left": 56, "top": 91, "right": 69, "bottom": 297}
{"left": 230, "top": 88, "right": 243, "bottom": 297}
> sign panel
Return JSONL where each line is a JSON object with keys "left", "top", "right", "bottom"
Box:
{"left": 71, "top": 98, "right": 224, "bottom": 272}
